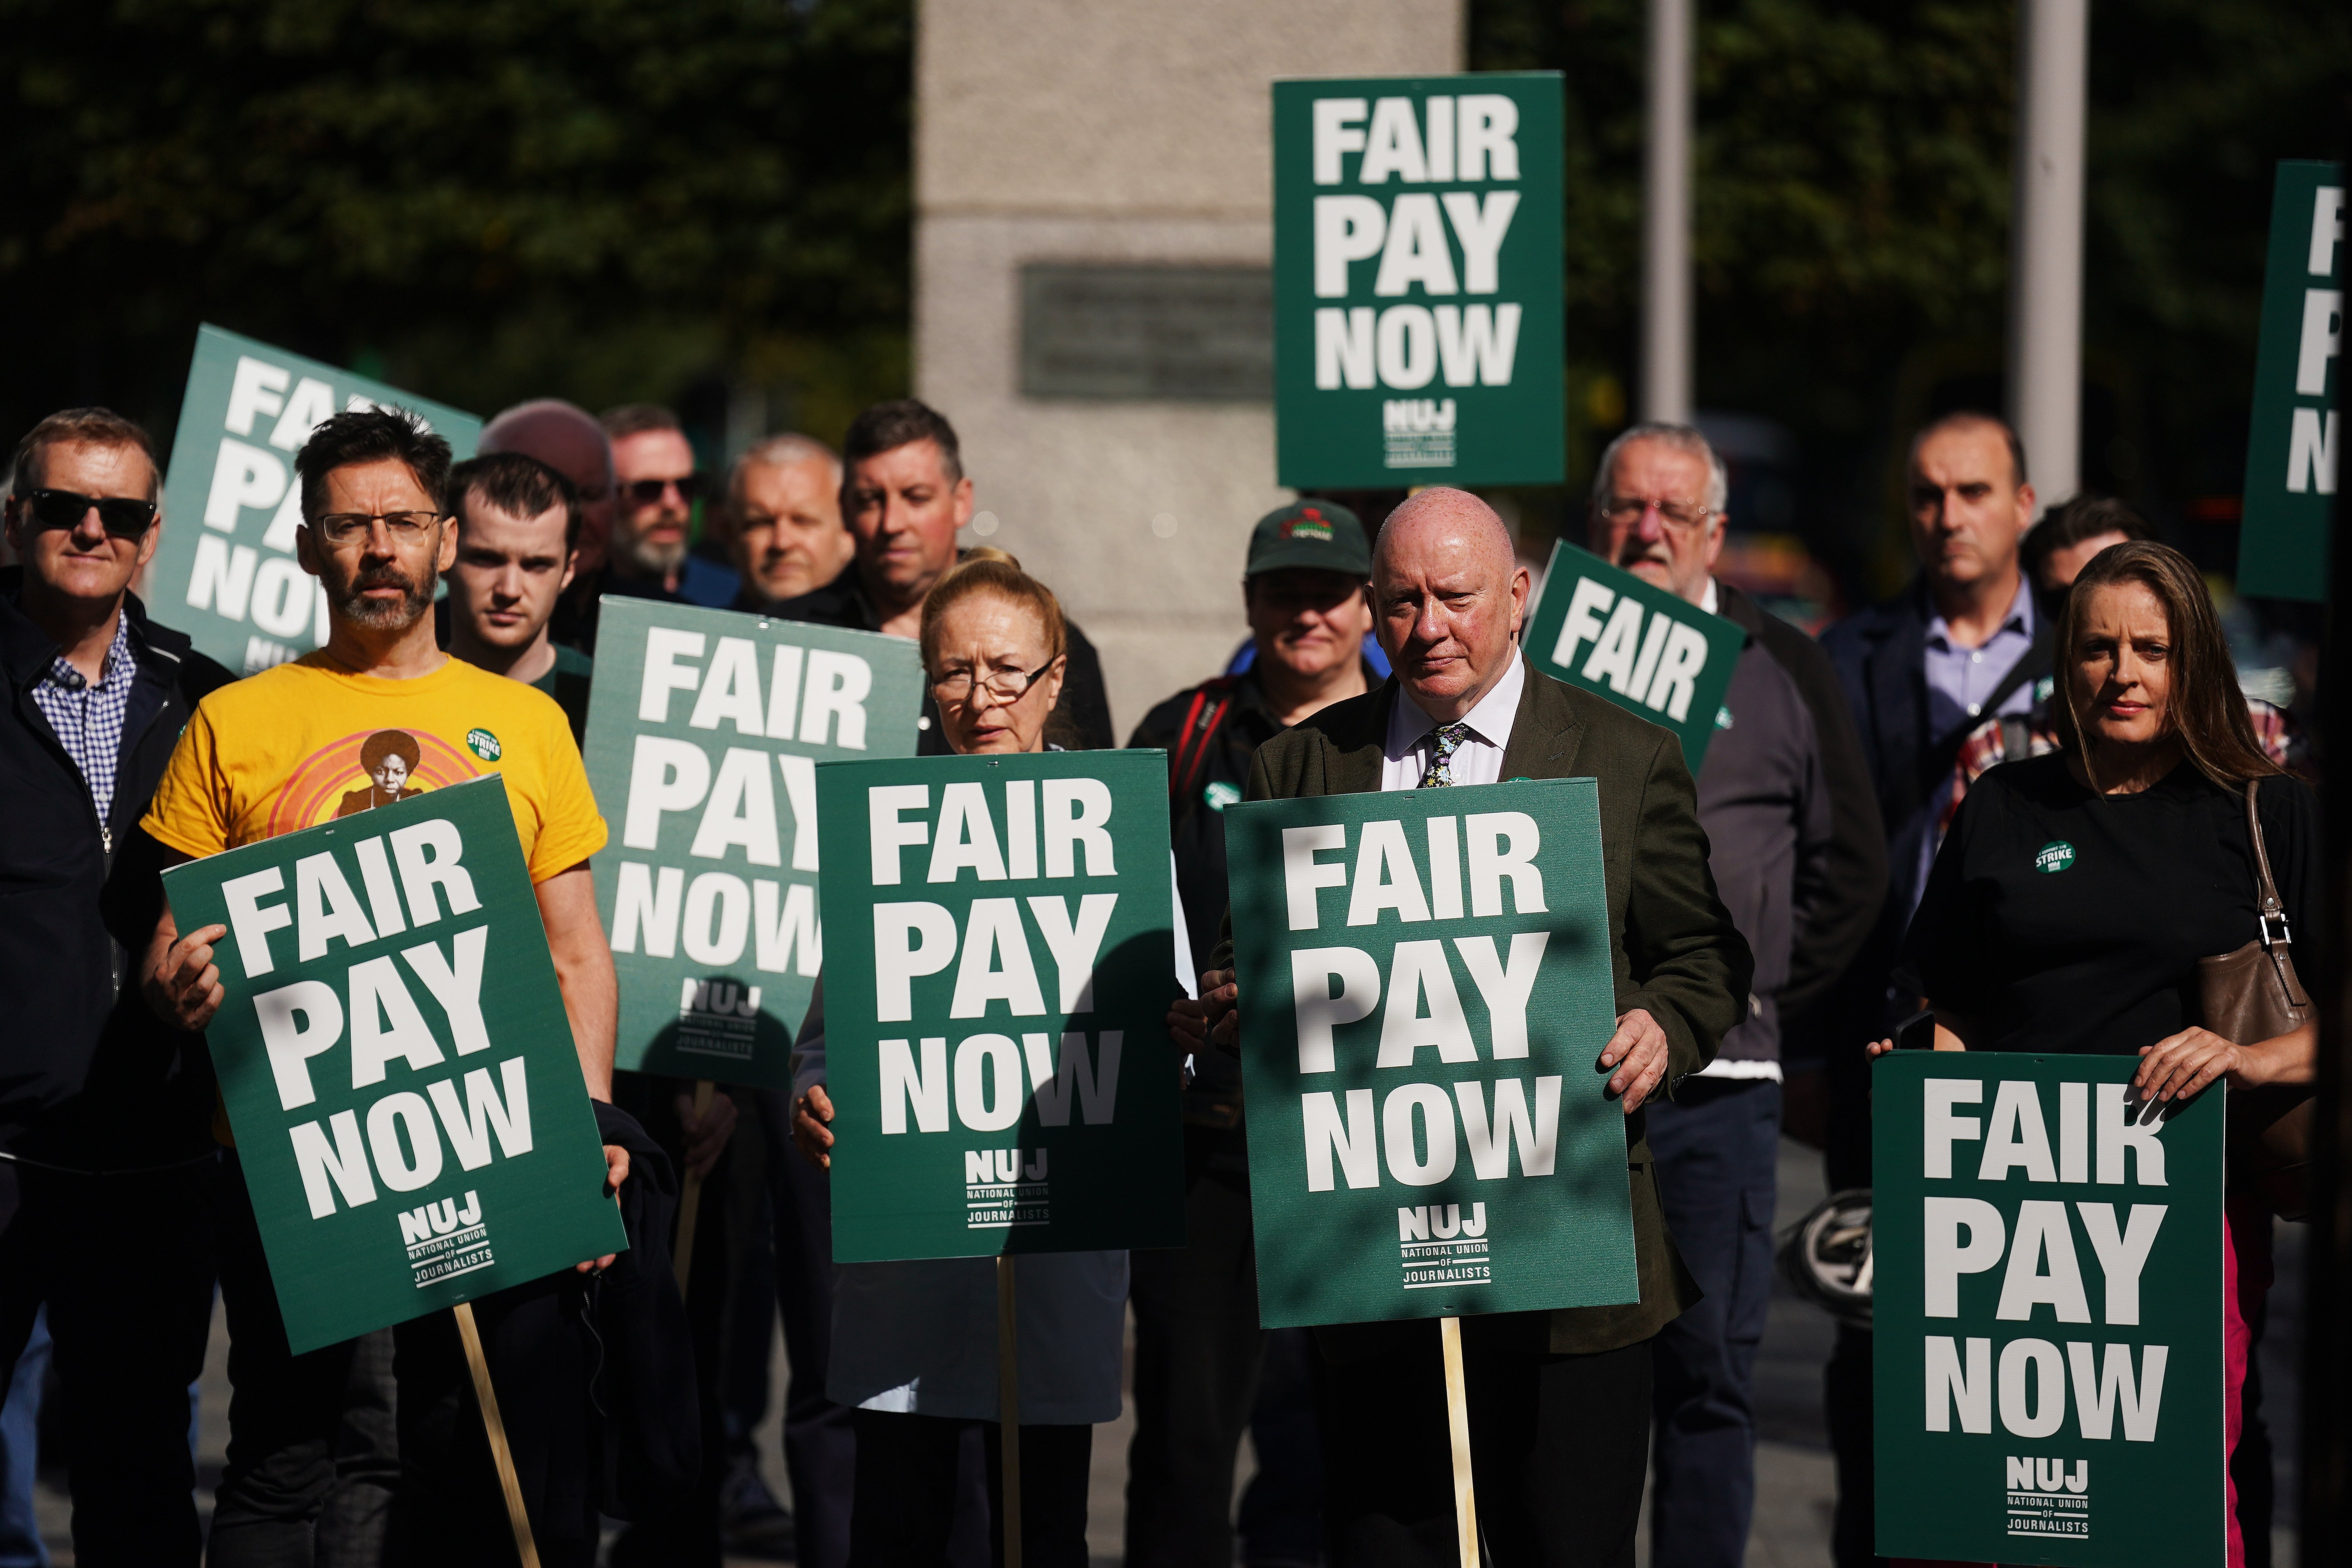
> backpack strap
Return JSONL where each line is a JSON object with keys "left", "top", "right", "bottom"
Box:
{"left": 1168, "top": 679, "right": 1240, "bottom": 801}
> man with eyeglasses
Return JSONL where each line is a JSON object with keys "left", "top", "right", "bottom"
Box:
{"left": 1814, "top": 410, "right": 2045, "bottom": 1568}
{"left": 136, "top": 408, "right": 661, "bottom": 1564}
{"left": 1585, "top": 424, "right": 1884, "bottom": 1568}
{"left": 601, "top": 403, "right": 740, "bottom": 611}
{"left": 0, "top": 408, "right": 233, "bottom": 1564}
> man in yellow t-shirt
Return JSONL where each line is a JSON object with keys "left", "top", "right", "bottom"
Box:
{"left": 140, "top": 407, "right": 630, "bottom": 1561}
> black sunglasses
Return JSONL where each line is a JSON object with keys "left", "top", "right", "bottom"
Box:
{"left": 16, "top": 487, "right": 158, "bottom": 539}
{"left": 621, "top": 473, "right": 702, "bottom": 506}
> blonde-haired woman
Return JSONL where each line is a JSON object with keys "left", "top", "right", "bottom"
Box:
{"left": 792, "top": 551, "right": 1188, "bottom": 1568}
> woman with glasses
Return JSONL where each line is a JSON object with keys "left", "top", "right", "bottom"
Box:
{"left": 790, "top": 549, "right": 1183, "bottom": 1568}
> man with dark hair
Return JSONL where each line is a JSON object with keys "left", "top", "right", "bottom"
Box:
{"left": 772, "top": 397, "right": 1115, "bottom": 749}
{"left": 445, "top": 451, "right": 595, "bottom": 742}
{"left": 601, "top": 403, "right": 739, "bottom": 610}
{"left": 479, "top": 398, "right": 619, "bottom": 653}
{"left": 139, "top": 407, "right": 670, "bottom": 1566}
{"left": 1815, "top": 409, "right": 2045, "bottom": 1567}
{"left": 2019, "top": 492, "right": 2151, "bottom": 615}
{"left": 0, "top": 407, "right": 232, "bottom": 1565}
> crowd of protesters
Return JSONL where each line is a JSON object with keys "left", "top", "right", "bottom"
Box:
{"left": 0, "top": 386, "right": 2314, "bottom": 1568}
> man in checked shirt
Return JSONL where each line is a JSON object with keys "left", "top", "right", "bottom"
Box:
{"left": 0, "top": 408, "right": 232, "bottom": 1565}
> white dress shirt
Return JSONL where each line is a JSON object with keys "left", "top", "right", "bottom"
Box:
{"left": 1379, "top": 651, "right": 1527, "bottom": 792}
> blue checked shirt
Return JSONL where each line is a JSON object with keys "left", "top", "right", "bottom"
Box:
{"left": 31, "top": 611, "right": 136, "bottom": 833}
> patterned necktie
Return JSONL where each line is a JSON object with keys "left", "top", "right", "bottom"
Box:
{"left": 1419, "top": 722, "right": 1471, "bottom": 788}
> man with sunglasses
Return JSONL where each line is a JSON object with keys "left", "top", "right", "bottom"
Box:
{"left": 601, "top": 403, "right": 740, "bottom": 611}
{"left": 136, "top": 408, "right": 657, "bottom": 1564}
{"left": 0, "top": 408, "right": 233, "bottom": 1564}
{"left": 1585, "top": 423, "right": 1882, "bottom": 1568}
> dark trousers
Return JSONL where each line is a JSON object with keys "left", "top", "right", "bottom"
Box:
{"left": 1825, "top": 1323, "right": 1876, "bottom": 1568}
{"left": 608, "top": 1076, "right": 731, "bottom": 1568}
{"left": 210, "top": 1148, "right": 386, "bottom": 1568}
{"left": 1315, "top": 1320, "right": 1653, "bottom": 1568}
{"left": 847, "top": 1409, "right": 1091, "bottom": 1568}
{"left": 760, "top": 1088, "right": 859, "bottom": 1568}
{"left": 1646, "top": 1078, "right": 1780, "bottom": 1568}
{"left": 0, "top": 1155, "right": 216, "bottom": 1567}
{"left": 1126, "top": 1173, "right": 1264, "bottom": 1568}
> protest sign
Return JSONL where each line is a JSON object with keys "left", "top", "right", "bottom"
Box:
{"left": 1223, "top": 779, "right": 1638, "bottom": 1328}
{"left": 2239, "top": 161, "right": 2344, "bottom": 602}
{"left": 1273, "top": 73, "right": 1565, "bottom": 489}
{"left": 163, "top": 775, "right": 625, "bottom": 1355}
{"left": 153, "top": 324, "right": 482, "bottom": 676}
{"left": 816, "top": 749, "right": 1186, "bottom": 1262}
{"left": 1521, "top": 541, "right": 1745, "bottom": 770}
{"left": 1872, "top": 1053, "right": 2223, "bottom": 1565}
{"left": 586, "top": 598, "right": 926, "bottom": 1087}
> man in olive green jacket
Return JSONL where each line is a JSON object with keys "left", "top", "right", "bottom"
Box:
{"left": 1203, "top": 488, "right": 1751, "bottom": 1568}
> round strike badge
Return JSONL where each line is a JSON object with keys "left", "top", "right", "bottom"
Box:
{"left": 2033, "top": 840, "right": 2076, "bottom": 874}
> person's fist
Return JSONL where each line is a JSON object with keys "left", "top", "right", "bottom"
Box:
{"left": 793, "top": 1086, "right": 836, "bottom": 1170}
{"left": 577, "top": 1143, "right": 631, "bottom": 1272}
{"left": 149, "top": 923, "right": 228, "bottom": 1031}
{"left": 1200, "top": 968, "right": 1240, "bottom": 1054}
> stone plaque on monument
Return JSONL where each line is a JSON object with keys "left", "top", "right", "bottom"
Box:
{"left": 1021, "top": 264, "right": 1274, "bottom": 401}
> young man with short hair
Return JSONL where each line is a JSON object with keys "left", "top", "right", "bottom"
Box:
{"left": 444, "top": 450, "right": 595, "bottom": 743}
{"left": 139, "top": 408, "right": 638, "bottom": 1564}
{"left": 0, "top": 407, "right": 233, "bottom": 1565}
{"left": 477, "top": 398, "right": 618, "bottom": 653}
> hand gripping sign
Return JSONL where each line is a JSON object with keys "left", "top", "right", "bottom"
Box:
{"left": 162, "top": 775, "right": 626, "bottom": 1355}
{"left": 1520, "top": 542, "right": 1745, "bottom": 771}
{"left": 1872, "top": 1053, "right": 2224, "bottom": 1566}
{"left": 586, "top": 598, "right": 926, "bottom": 1089}
{"left": 153, "top": 324, "right": 481, "bottom": 678}
{"left": 815, "top": 749, "right": 1186, "bottom": 1263}
{"left": 1223, "top": 777, "right": 1639, "bottom": 1328}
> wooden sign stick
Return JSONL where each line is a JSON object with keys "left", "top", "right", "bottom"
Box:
{"left": 1439, "top": 1316, "right": 1479, "bottom": 1568}
{"left": 453, "top": 1300, "right": 542, "bottom": 1568}
{"left": 997, "top": 1254, "right": 1023, "bottom": 1568}
{"left": 671, "top": 1079, "right": 718, "bottom": 1294}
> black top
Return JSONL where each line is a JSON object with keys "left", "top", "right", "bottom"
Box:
{"left": 1902, "top": 752, "right": 2319, "bottom": 1057}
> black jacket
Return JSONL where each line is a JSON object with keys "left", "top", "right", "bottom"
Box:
{"left": 0, "top": 574, "right": 233, "bottom": 1167}
{"left": 1704, "top": 584, "right": 1886, "bottom": 1069}
{"left": 769, "top": 563, "right": 1118, "bottom": 752}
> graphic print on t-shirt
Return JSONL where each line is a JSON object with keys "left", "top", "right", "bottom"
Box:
{"left": 267, "top": 727, "right": 483, "bottom": 836}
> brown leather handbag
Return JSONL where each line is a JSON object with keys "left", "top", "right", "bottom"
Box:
{"left": 2196, "top": 778, "right": 2315, "bottom": 1220}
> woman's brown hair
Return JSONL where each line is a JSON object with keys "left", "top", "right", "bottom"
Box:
{"left": 2050, "top": 539, "right": 2279, "bottom": 788}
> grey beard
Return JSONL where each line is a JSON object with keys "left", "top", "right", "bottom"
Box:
{"left": 621, "top": 532, "right": 690, "bottom": 579}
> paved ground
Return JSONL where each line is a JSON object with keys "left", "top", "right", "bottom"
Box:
{"left": 32, "top": 1136, "right": 2303, "bottom": 1565}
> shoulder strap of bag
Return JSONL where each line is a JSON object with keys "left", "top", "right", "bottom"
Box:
{"left": 1909, "top": 619, "right": 2057, "bottom": 809}
{"left": 1168, "top": 682, "right": 1238, "bottom": 801}
{"left": 2243, "top": 779, "right": 2291, "bottom": 950}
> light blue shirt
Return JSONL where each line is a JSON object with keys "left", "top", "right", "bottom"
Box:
{"left": 1909, "top": 577, "right": 2038, "bottom": 908}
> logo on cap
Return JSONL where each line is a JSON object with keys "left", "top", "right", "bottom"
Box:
{"left": 1282, "top": 507, "right": 1335, "bottom": 543}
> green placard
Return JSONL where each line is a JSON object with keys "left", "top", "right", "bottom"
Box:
{"left": 162, "top": 776, "right": 627, "bottom": 1355}
{"left": 153, "top": 325, "right": 482, "bottom": 677}
{"left": 1223, "top": 779, "right": 1638, "bottom": 1327}
{"left": 1521, "top": 541, "right": 1744, "bottom": 770}
{"left": 1872, "top": 1053, "right": 2223, "bottom": 1565}
{"left": 586, "top": 597, "right": 926, "bottom": 1088}
{"left": 1273, "top": 74, "right": 1565, "bottom": 489}
{"left": 815, "top": 749, "right": 1186, "bottom": 1262}
{"left": 2238, "top": 161, "right": 2342, "bottom": 602}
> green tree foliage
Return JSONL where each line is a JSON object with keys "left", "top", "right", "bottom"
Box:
{"left": 0, "top": 0, "right": 913, "bottom": 450}
{"left": 1473, "top": 0, "right": 2349, "bottom": 589}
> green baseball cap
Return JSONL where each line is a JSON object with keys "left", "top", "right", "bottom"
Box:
{"left": 1245, "top": 500, "right": 1372, "bottom": 578}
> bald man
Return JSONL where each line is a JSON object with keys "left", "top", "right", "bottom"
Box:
{"left": 479, "top": 399, "right": 619, "bottom": 651}
{"left": 1203, "top": 488, "right": 1751, "bottom": 1568}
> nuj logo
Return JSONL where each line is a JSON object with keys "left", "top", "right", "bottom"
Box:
{"left": 2007, "top": 1456, "right": 2088, "bottom": 1495}
{"left": 398, "top": 1190, "right": 482, "bottom": 1246}
{"left": 1397, "top": 1202, "right": 1488, "bottom": 1240}
{"left": 679, "top": 977, "right": 762, "bottom": 1017}
{"left": 1383, "top": 397, "right": 1458, "bottom": 433}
